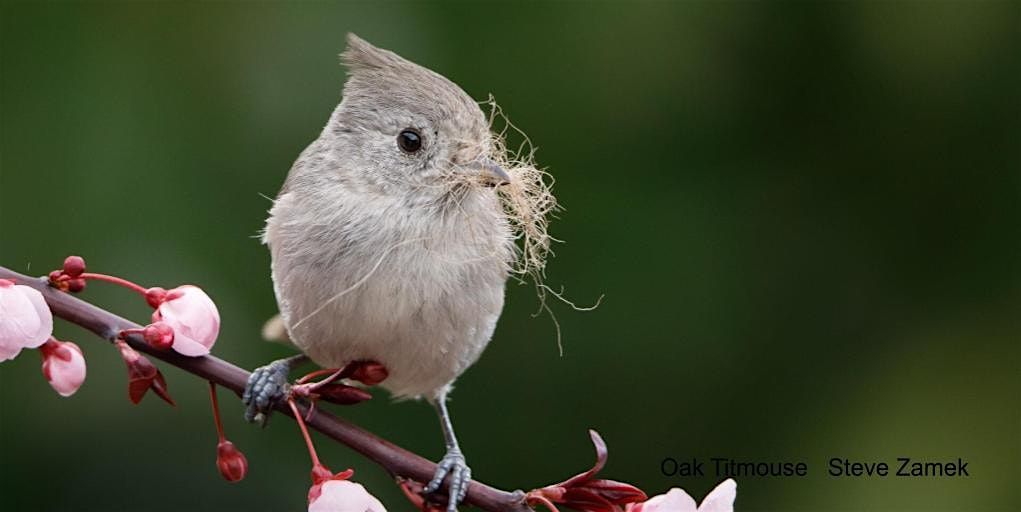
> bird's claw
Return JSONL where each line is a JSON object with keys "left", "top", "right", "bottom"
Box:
{"left": 423, "top": 449, "right": 471, "bottom": 512}
{"left": 242, "top": 359, "right": 292, "bottom": 426}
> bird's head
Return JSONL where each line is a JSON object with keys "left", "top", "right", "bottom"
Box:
{"left": 328, "top": 34, "right": 509, "bottom": 198}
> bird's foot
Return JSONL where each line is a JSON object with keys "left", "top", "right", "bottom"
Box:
{"left": 423, "top": 448, "right": 471, "bottom": 512}
{"left": 244, "top": 358, "right": 386, "bottom": 426}
{"left": 242, "top": 357, "right": 298, "bottom": 426}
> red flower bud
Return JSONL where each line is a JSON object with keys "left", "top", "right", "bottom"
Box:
{"left": 62, "top": 256, "right": 86, "bottom": 277}
{"left": 47, "top": 256, "right": 88, "bottom": 292}
{"left": 216, "top": 440, "right": 248, "bottom": 483}
{"left": 66, "top": 278, "right": 86, "bottom": 293}
{"left": 142, "top": 322, "right": 175, "bottom": 350}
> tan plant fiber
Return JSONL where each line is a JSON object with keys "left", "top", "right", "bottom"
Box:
{"left": 485, "top": 97, "right": 559, "bottom": 282}
{"left": 482, "top": 97, "right": 602, "bottom": 355}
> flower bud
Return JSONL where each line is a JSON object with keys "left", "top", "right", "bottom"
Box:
{"left": 216, "top": 440, "right": 248, "bottom": 483}
{"left": 66, "top": 278, "right": 86, "bottom": 293}
{"left": 142, "top": 322, "right": 175, "bottom": 350}
{"left": 40, "top": 339, "right": 87, "bottom": 397}
{"left": 62, "top": 255, "right": 86, "bottom": 277}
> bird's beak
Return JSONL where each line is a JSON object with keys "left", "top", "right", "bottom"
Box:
{"left": 475, "top": 158, "right": 511, "bottom": 187}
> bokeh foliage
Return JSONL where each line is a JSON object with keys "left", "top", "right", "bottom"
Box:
{"left": 1, "top": 2, "right": 1018, "bottom": 511}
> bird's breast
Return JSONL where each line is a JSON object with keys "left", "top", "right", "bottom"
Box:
{"left": 266, "top": 188, "right": 513, "bottom": 399}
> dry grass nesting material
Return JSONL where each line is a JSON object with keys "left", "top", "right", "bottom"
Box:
{"left": 484, "top": 97, "right": 559, "bottom": 283}
{"left": 483, "top": 97, "right": 602, "bottom": 355}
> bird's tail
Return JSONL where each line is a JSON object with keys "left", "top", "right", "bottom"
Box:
{"left": 261, "top": 314, "right": 293, "bottom": 345}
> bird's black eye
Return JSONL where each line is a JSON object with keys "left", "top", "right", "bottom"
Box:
{"left": 397, "top": 129, "right": 422, "bottom": 153}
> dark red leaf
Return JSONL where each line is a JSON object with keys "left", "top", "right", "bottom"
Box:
{"left": 575, "top": 480, "right": 647, "bottom": 505}
{"left": 317, "top": 383, "right": 373, "bottom": 405}
{"left": 561, "top": 488, "right": 619, "bottom": 512}
{"left": 149, "top": 368, "right": 176, "bottom": 405}
{"left": 349, "top": 361, "right": 388, "bottom": 386}
{"left": 118, "top": 341, "right": 175, "bottom": 406}
{"left": 529, "top": 430, "right": 648, "bottom": 512}
{"left": 561, "top": 429, "right": 609, "bottom": 487}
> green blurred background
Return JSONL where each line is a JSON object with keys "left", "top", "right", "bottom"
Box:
{"left": 1, "top": 2, "right": 1018, "bottom": 511}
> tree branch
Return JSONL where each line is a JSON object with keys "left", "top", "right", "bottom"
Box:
{"left": 0, "top": 265, "right": 530, "bottom": 512}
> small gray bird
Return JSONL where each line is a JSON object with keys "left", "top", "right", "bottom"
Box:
{"left": 243, "top": 34, "right": 517, "bottom": 510}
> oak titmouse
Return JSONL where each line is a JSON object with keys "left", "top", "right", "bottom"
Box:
{"left": 243, "top": 34, "right": 520, "bottom": 509}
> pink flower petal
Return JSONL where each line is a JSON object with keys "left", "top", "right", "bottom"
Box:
{"left": 0, "top": 283, "right": 53, "bottom": 361}
{"left": 0, "top": 344, "right": 19, "bottom": 361}
{"left": 697, "top": 480, "right": 736, "bottom": 512}
{"left": 170, "top": 332, "right": 211, "bottom": 357}
{"left": 20, "top": 285, "right": 53, "bottom": 348}
{"left": 0, "top": 286, "right": 40, "bottom": 359}
{"left": 641, "top": 488, "right": 697, "bottom": 512}
{"left": 309, "top": 480, "right": 386, "bottom": 512}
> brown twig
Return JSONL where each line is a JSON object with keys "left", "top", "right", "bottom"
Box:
{"left": 0, "top": 265, "right": 530, "bottom": 512}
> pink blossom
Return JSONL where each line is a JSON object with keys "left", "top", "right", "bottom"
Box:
{"left": 630, "top": 480, "right": 737, "bottom": 512}
{"left": 0, "top": 279, "right": 53, "bottom": 361}
{"left": 151, "top": 285, "right": 220, "bottom": 357}
{"left": 308, "top": 480, "right": 386, "bottom": 512}
{"left": 40, "top": 339, "right": 87, "bottom": 397}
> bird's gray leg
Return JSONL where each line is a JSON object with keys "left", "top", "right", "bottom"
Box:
{"left": 242, "top": 354, "right": 308, "bottom": 426}
{"left": 423, "top": 395, "right": 471, "bottom": 512}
